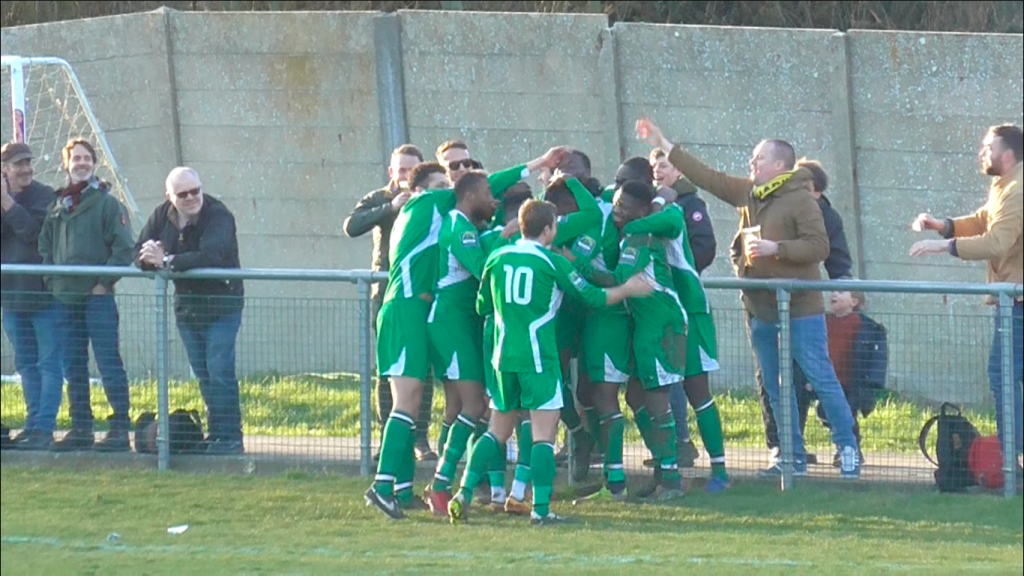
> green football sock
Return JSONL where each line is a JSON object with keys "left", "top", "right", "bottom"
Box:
{"left": 432, "top": 414, "right": 474, "bottom": 493}
{"left": 458, "top": 431, "right": 500, "bottom": 505}
{"left": 633, "top": 406, "right": 657, "bottom": 453}
{"left": 695, "top": 399, "right": 728, "bottom": 479}
{"left": 531, "top": 441, "right": 556, "bottom": 517}
{"left": 600, "top": 412, "right": 626, "bottom": 488}
{"left": 372, "top": 411, "right": 415, "bottom": 498}
{"left": 438, "top": 420, "right": 453, "bottom": 456}
{"left": 469, "top": 419, "right": 489, "bottom": 449}
{"left": 395, "top": 431, "right": 416, "bottom": 505}
{"left": 488, "top": 442, "right": 507, "bottom": 496}
{"left": 653, "top": 410, "right": 681, "bottom": 485}
{"left": 511, "top": 420, "right": 532, "bottom": 501}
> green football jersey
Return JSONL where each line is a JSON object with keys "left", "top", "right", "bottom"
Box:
{"left": 553, "top": 178, "right": 602, "bottom": 249}
{"left": 614, "top": 233, "right": 687, "bottom": 325}
{"left": 477, "top": 239, "right": 609, "bottom": 374}
{"left": 433, "top": 209, "right": 487, "bottom": 315}
{"left": 623, "top": 204, "right": 710, "bottom": 315}
{"left": 569, "top": 200, "right": 627, "bottom": 314}
{"left": 383, "top": 164, "right": 529, "bottom": 304}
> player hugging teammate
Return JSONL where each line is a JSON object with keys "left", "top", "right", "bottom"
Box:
{"left": 365, "top": 145, "right": 731, "bottom": 525}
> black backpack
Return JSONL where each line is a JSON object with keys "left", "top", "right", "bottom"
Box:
{"left": 918, "top": 403, "right": 981, "bottom": 492}
{"left": 134, "top": 410, "right": 206, "bottom": 454}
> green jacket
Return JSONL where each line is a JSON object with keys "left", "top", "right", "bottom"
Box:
{"left": 38, "top": 181, "right": 135, "bottom": 303}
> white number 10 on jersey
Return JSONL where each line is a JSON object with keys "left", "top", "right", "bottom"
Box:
{"left": 503, "top": 265, "right": 534, "bottom": 305}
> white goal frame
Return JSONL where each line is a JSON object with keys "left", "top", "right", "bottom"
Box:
{"left": 1, "top": 55, "right": 141, "bottom": 224}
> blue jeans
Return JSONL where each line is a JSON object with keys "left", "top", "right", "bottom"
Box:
{"left": 669, "top": 381, "right": 691, "bottom": 441}
{"left": 2, "top": 304, "right": 64, "bottom": 433}
{"left": 988, "top": 303, "right": 1023, "bottom": 456}
{"left": 59, "top": 295, "right": 131, "bottom": 430}
{"left": 749, "top": 314, "right": 857, "bottom": 460}
{"left": 177, "top": 311, "right": 243, "bottom": 442}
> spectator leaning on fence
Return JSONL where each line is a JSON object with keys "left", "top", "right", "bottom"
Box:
{"left": 1, "top": 142, "right": 63, "bottom": 451}
{"left": 342, "top": 144, "right": 437, "bottom": 462}
{"left": 636, "top": 118, "right": 862, "bottom": 480}
{"left": 758, "top": 157, "right": 855, "bottom": 466}
{"left": 910, "top": 123, "right": 1023, "bottom": 459}
{"left": 39, "top": 138, "right": 135, "bottom": 453}
{"left": 134, "top": 167, "right": 246, "bottom": 455}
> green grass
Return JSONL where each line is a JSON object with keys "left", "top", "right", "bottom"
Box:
{"left": 0, "top": 376, "right": 998, "bottom": 454}
{"left": 0, "top": 468, "right": 1020, "bottom": 574}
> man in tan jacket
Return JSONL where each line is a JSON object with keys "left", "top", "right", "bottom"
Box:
{"left": 911, "top": 124, "right": 1023, "bottom": 457}
{"left": 636, "top": 118, "right": 861, "bottom": 479}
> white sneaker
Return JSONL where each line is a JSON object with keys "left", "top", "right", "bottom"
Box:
{"left": 768, "top": 446, "right": 780, "bottom": 467}
{"left": 839, "top": 446, "right": 860, "bottom": 480}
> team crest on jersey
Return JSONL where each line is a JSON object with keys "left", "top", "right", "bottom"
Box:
{"left": 461, "top": 231, "right": 478, "bottom": 247}
{"left": 573, "top": 236, "right": 595, "bottom": 255}
{"left": 569, "top": 270, "right": 588, "bottom": 290}
{"left": 620, "top": 247, "right": 638, "bottom": 265}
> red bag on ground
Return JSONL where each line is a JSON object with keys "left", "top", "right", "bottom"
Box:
{"left": 968, "top": 435, "right": 1005, "bottom": 490}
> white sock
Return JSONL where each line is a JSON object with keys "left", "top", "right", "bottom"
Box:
{"left": 491, "top": 486, "right": 507, "bottom": 502}
{"left": 510, "top": 480, "right": 527, "bottom": 501}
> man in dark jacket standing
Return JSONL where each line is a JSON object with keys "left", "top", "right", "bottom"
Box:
{"left": 650, "top": 147, "right": 717, "bottom": 274}
{"left": 758, "top": 158, "right": 854, "bottom": 465}
{"left": 343, "top": 144, "right": 437, "bottom": 461}
{"left": 40, "top": 139, "right": 135, "bottom": 452}
{"left": 1, "top": 142, "right": 63, "bottom": 450}
{"left": 136, "top": 167, "right": 245, "bottom": 454}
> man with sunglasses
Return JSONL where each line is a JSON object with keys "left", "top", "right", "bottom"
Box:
{"left": 436, "top": 140, "right": 482, "bottom": 185}
{"left": 134, "top": 167, "right": 245, "bottom": 454}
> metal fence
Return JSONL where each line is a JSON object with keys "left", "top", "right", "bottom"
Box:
{"left": 1, "top": 265, "right": 1020, "bottom": 498}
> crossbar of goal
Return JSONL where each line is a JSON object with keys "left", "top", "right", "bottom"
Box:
{"left": 2, "top": 54, "right": 141, "bottom": 223}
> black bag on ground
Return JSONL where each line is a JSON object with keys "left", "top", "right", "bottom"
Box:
{"left": 134, "top": 410, "right": 206, "bottom": 454}
{"left": 918, "top": 403, "right": 981, "bottom": 492}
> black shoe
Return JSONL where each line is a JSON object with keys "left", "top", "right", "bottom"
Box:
{"left": 95, "top": 429, "right": 131, "bottom": 453}
{"left": 17, "top": 430, "right": 54, "bottom": 451}
{"left": 52, "top": 429, "right": 95, "bottom": 452}
{"left": 206, "top": 438, "right": 245, "bottom": 455}
{"left": 365, "top": 487, "right": 405, "bottom": 520}
{"left": 10, "top": 429, "right": 32, "bottom": 446}
{"left": 806, "top": 453, "right": 819, "bottom": 465}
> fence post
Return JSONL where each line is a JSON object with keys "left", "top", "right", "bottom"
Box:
{"left": 358, "top": 279, "right": 373, "bottom": 478}
{"left": 155, "top": 273, "right": 171, "bottom": 472}
{"left": 776, "top": 288, "right": 795, "bottom": 492}
{"left": 998, "top": 291, "right": 1017, "bottom": 499}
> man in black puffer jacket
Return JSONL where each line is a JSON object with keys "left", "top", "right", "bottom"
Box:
{"left": 134, "top": 166, "right": 245, "bottom": 455}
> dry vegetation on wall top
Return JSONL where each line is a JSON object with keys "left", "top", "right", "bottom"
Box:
{"left": 2, "top": 0, "right": 1023, "bottom": 33}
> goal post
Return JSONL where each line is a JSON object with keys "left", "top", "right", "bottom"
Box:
{"left": 1, "top": 55, "right": 141, "bottom": 226}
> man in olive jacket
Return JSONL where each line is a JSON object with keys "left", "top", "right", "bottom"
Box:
{"left": 637, "top": 118, "right": 860, "bottom": 479}
{"left": 38, "top": 138, "right": 135, "bottom": 452}
{"left": 1, "top": 142, "right": 63, "bottom": 450}
{"left": 136, "top": 167, "right": 245, "bottom": 455}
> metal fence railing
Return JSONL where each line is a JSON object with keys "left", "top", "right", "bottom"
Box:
{"left": 1, "top": 265, "right": 1020, "bottom": 499}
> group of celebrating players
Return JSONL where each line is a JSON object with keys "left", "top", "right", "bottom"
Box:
{"left": 364, "top": 122, "right": 733, "bottom": 526}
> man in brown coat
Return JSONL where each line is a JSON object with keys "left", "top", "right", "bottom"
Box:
{"left": 636, "top": 118, "right": 861, "bottom": 479}
{"left": 911, "top": 124, "right": 1023, "bottom": 458}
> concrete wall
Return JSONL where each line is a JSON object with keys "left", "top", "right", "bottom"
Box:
{"left": 2, "top": 10, "right": 1022, "bottom": 402}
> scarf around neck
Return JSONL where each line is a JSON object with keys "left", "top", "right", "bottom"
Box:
{"left": 752, "top": 170, "right": 797, "bottom": 201}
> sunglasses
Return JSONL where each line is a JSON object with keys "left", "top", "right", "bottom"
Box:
{"left": 448, "top": 159, "right": 481, "bottom": 171}
{"left": 174, "top": 187, "right": 201, "bottom": 199}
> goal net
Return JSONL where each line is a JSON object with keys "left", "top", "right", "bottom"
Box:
{"left": 1, "top": 56, "right": 141, "bottom": 226}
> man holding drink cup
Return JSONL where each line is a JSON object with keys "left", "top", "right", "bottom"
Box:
{"left": 635, "top": 119, "right": 862, "bottom": 480}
